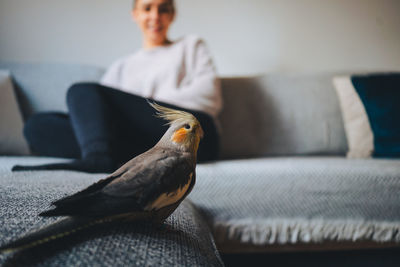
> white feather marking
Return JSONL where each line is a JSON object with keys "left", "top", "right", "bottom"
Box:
{"left": 145, "top": 173, "right": 193, "bottom": 211}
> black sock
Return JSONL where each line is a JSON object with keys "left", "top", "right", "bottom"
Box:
{"left": 12, "top": 156, "right": 117, "bottom": 174}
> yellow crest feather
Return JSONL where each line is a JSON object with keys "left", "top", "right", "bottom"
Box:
{"left": 149, "top": 102, "right": 197, "bottom": 125}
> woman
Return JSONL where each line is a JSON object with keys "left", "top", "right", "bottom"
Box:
{"left": 13, "top": 0, "right": 222, "bottom": 173}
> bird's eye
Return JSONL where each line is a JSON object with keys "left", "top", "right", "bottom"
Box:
{"left": 184, "top": 124, "right": 191, "bottom": 130}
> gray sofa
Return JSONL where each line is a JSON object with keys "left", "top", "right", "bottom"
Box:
{"left": 1, "top": 62, "right": 399, "bottom": 266}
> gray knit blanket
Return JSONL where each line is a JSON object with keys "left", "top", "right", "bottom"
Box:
{"left": 190, "top": 157, "right": 400, "bottom": 252}
{"left": 2, "top": 155, "right": 399, "bottom": 260}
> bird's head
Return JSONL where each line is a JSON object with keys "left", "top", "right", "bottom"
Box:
{"left": 151, "top": 103, "right": 204, "bottom": 155}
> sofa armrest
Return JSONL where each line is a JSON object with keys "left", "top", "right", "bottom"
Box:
{"left": 0, "top": 156, "right": 223, "bottom": 266}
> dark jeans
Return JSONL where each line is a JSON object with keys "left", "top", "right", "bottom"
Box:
{"left": 24, "top": 83, "right": 219, "bottom": 165}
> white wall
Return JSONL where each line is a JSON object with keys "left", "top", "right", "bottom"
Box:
{"left": 1, "top": 0, "right": 399, "bottom": 76}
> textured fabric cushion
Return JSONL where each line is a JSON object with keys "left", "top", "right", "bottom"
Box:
{"left": 334, "top": 73, "right": 400, "bottom": 158}
{"left": 0, "top": 71, "right": 30, "bottom": 155}
{"left": 218, "top": 73, "right": 348, "bottom": 159}
{"left": 351, "top": 73, "right": 400, "bottom": 158}
{"left": 191, "top": 157, "right": 400, "bottom": 253}
{"left": 0, "top": 64, "right": 350, "bottom": 158}
{"left": 0, "top": 157, "right": 223, "bottom": 266}
{"left": 333, "top": 76, "right": 374, "bottom": 158}
{"left": 0, "top": 62, "right": 105, "bottom": 119}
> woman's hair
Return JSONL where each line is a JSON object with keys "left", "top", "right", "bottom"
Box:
{"left": 133, "top": 0, "right": 175, "bottom": 10}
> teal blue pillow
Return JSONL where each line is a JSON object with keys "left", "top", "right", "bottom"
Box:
{"left": 351, "top": 73, "right": 400, "bottom": 158}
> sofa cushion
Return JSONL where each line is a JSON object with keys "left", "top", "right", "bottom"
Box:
{"left": 191, "top": 157, "right": 400, "bottom": 253}
{"left": 0, "top": 63, "right": 350, "bottom": 158}
{"left": 0, "top": 62, "right": 350, "bottom": 158}
{"left": 0, "top": 62, "right": 105, "bottom": 119}
{"left": 218, "top": 73, "right": 348, "bottom": 159}
{"left": 0, "top": 70, "right": 30, "bottom": 155}
{"left": 0, "top": 157, "right": 223, "bottom": 266}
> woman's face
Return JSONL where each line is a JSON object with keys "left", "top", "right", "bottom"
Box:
{"left": 133, "top": 0, "right": 175, "bottom": 48}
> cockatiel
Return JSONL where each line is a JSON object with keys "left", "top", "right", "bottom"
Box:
{"left": 0, "top": 103, "right": 204, "bottom": 253}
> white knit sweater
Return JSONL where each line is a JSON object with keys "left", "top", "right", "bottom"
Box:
{"left": 100, "top": 35, "right": 222, "bottom": 118}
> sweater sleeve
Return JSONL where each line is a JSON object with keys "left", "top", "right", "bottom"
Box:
{"left": 156, "top": 37, "right": 223, "bottom": 118}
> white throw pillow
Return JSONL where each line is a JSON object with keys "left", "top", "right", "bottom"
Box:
{"left": 0, "top": 70, "right": 30, "bottom": 155}
{"left": 333, "top": 75, "right": 373, "bottom": 158}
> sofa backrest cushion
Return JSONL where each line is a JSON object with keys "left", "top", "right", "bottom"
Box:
{"left": 0, "top": 62, "right": 349, "bottom": 158}
{"left": 0, "top": 62, "right": 104, "bottom": 119}
{"left": 218, "top": 73, "right": 348, "bottom": 158}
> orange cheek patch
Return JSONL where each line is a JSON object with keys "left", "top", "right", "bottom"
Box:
{"left": 172, "top": 128, "right": 187, "bottom": 143}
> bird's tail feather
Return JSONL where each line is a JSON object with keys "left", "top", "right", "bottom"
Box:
{"left": 0, "top": 216, "right": 109, "bottom": 254}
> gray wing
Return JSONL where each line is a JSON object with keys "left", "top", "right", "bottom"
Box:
{"left": 102, "top": 147, "right": 194, "bottom": 209}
